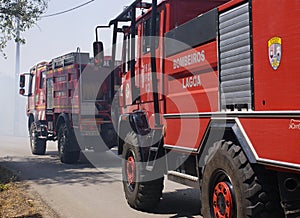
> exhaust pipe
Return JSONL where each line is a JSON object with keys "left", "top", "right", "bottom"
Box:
{"left": 284, "top": 177, "right": 299, "bottom": 192}
{"left": 278, "top": 173, "right": 300, "bottom": 217}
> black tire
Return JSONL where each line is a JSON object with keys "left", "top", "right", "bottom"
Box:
{"left": 100, "top": 124, "right": 117, "bottom": 150}
{"left": 201, "top": 140, "right": 284, "bottom": 218}
{"left": 122, "top": 132, "right": 164, "bottom": 211}
{"left": 57, "top": 123, "right": 80, "bottom": 164}
{"left": 29, "top": 122, "right": 46, "bottom": 155}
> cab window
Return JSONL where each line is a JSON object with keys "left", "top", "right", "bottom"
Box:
{"left": 142, "top": 12, "right": 160, "bottom": 54}
{"left": 39, "top": 70, "right": 46, "bottom": 89}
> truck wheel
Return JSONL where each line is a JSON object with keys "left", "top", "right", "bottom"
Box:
{"left": 122, "top": 132, "right": 164, "bottom": 211}
{"left": 100, "top": 124, "right": 117, "bottom": 150}
{"left": 57, "top": 123, "right": 80, "bottom": 164}
{"left": 29, "top": 122, "right": 46, "bottom": 155}
{"left": 201, "top": 140, "right": 284, "bottom": 218}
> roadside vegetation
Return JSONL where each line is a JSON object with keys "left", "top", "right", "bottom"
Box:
{"left": 0, "top": 166, "right": 55, "bottom": 218}
{"left": 0, "top": 0, "right": 49, "bottom": 57}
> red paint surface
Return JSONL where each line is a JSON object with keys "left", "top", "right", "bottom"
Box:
{"left": 165, "top": 42, "right": 219, "bottom": 114}
{"left": 165, "top": 118, "right": 210, "bottom": 151}
{"left": 240, "top": 118, "right": 300, "bottom": 165}
{"left": 252, "top": 0, "right": 300, "bottom": 110}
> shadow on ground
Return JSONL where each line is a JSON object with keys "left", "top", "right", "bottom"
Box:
{"left": 143, "top": 188, "right": 201, "bottom": 218}
{"left": 0, "top": 149, "right": 121, "bottom": 186}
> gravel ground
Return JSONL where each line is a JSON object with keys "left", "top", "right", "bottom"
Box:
{"left": 0, "top": 166, "right": 58, "bottom": 218}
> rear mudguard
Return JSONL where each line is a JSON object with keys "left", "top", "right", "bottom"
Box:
{"left": 118, "top": 111, "right": 160, "bottom": 160}
{"left": 198, "top": 119, "right": 257, "bottom": 168}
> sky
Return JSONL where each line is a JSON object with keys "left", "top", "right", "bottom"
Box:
{"left": 0, "top": 0, "right": 144, "bottom": 136}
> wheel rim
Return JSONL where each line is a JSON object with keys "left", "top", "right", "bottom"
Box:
{"left": 210, "top": 171, "right": 235, "bottom": 218}
{"left": 213, "top": 182, "right": 233, "bottom": 218}
{"left": 30, "top": 127, "right": 35, "bottom": 149}
{"left": 58, "top": 128, "right": 66, "bottom": 156}
{"left": 126, "top": 151, "right": 136, "bottom": 191}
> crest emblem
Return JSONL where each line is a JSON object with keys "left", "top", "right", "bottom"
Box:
{"left": 268, "top": 37, "right": 282, "bottom": 70}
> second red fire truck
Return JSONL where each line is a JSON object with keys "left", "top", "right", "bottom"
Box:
{"left": 20, "top": 51, "right": 117, "bottom": 163}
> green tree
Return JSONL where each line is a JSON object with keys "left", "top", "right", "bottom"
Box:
{"left": 0, "top": 0, "right": 48, "bottom": 57}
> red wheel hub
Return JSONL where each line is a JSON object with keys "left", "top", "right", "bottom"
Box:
{"left": 212, "top": 182, "right": 233, "bottom": 218}
{"left": 126, "top": 156, "right": 135, "bottom": 185}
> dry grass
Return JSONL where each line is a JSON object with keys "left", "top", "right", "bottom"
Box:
{"left": 0, "top": 166, "right": 56, "bottom": 218}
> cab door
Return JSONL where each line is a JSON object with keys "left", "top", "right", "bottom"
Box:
{"left": 35, "top": 65, "right": 47, "bottom": 121}
{"left": 139, "top": 8, "right": 165, "bottom": 105}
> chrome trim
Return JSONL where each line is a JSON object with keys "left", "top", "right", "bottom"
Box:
{"left": 257, "top": 159, "right": 300, "bottom": 172}
{"left": 235, "top": 118, "right": 259, "bottom": 159}
{"left": 164, "top": 111, "right": 300, "bottom": 119}
{"left": 164, "top": 144, "right": 198, "bottom": 153}
{"left": 167, "top": 170, "right": 199, "bottom": 189}
{"left": 167, "top": 170, "right": 198, "bottom": 182}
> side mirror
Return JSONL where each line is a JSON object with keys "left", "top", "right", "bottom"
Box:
{"left": 19, "top": 73, "right": 33, "bottom": 97}
{"left": 20, "top": 74, "right": 25, "bottom": 88}
{"left": 93, "top": 41, "right": 104, "bottom": 67}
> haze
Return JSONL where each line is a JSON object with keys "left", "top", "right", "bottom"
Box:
{"left": 0, "top": 0, "right": 138, "bottom": 137}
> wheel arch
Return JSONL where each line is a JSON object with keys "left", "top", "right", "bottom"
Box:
{"left": 198, "top": 119, "right": 257, "bottom": 169}
{"left": 55, "top": 113, "right": 71, "bottom": 135}
{"left": 28, "top": 113, "right": 35, "bottom": 131}
{"left": 117, "top": 116, "right": 129, "bottom": 155}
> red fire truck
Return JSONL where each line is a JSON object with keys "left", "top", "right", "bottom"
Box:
{"left": 19, "top": 50, "right": 117, "bottom": 164}
{"left": 92, "top": 0, "right": 300, "bottom": 217}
